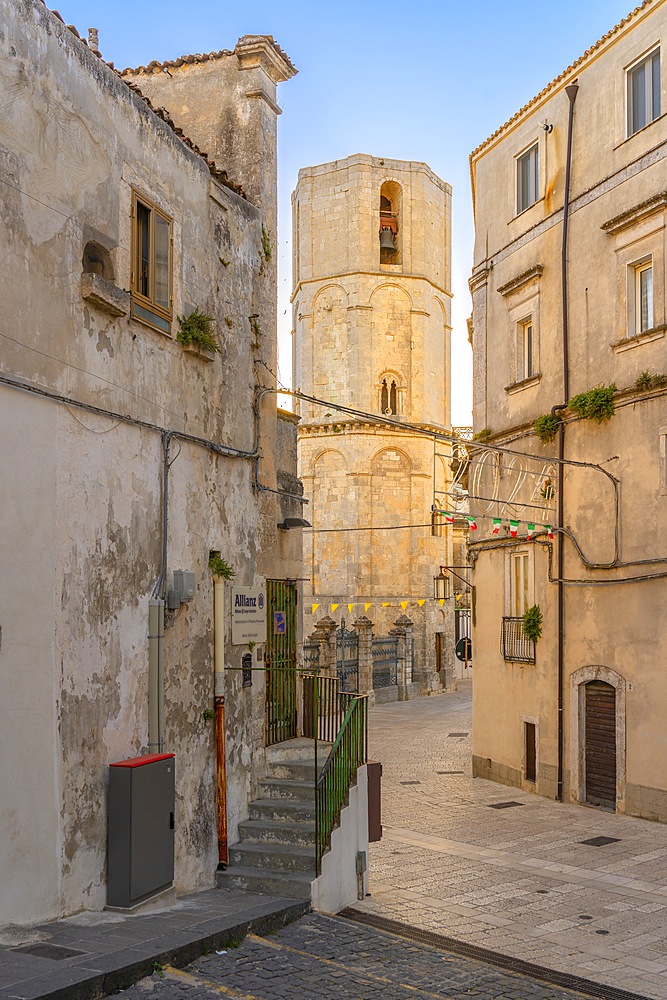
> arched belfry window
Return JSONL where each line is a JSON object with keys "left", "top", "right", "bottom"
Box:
{"left": 380, "top": 377, "right": 399, "bottom": 415}
{"left": 379, "top": 182, "right": 402, "bottom": 265}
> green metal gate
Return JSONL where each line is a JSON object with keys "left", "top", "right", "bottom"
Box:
{"left": 265, "top": 579, "right": 298, "bottom": 746}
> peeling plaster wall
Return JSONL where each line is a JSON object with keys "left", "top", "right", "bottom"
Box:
{"left": 0, "top": 0, "right": 298, "bottom": 926}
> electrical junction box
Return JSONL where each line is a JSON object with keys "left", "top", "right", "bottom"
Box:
{"left": 107, "top": 753, "right": 175, "bottom": 909}
{"left": 173, "top": 570, "right": 196, "bottom": 601}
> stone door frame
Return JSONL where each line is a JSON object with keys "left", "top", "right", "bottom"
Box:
{"left": 569, "top": 664, "right": 626, "bottom": 812}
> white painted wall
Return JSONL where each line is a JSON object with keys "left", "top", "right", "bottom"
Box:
{"left": 311, "top": 765, "right": 369, "bottom": 914}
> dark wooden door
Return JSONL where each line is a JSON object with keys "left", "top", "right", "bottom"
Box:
{"left": 265, "top": 580, "right": 297, "bottom": 746}
{"left": 525, "top": 722, "right": 536, "bottom": 783}
{"left": 585, "top": 681, "right": 616, "bottom": 808}
{"left": 435, "top": 632, "right": 444, "bottom": 672}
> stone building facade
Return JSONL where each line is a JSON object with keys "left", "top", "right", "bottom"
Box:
{"left": 469, "top": 0, "right": 667, "bottom": 819}
{"left": 0, "top": 0, "right": 297, "bottom": 926}
{"left": 292, "top": 154, "right": 457, "bottom": 692}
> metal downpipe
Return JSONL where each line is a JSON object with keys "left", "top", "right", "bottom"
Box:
{"left": 214, "top": 576, "right": 228, "bottom": 867}
{"left": 556, "top": 81, "right": 579, "bottom": 802}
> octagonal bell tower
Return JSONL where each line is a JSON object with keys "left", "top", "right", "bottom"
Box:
{"left": 292, "top": 153, "right": 455, "bottom": 693}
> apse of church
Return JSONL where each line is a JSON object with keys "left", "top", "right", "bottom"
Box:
{"left": 292, "top": 154, "right": 457, "bottom": 692}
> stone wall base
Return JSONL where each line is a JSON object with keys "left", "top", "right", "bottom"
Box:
{"left": 398, "top": 683, "right": 419, "bottom": 702}
{"left": 472, "top": 754, "right": 521, "bottom": 788}
{"left": 625, "top": 782, "right": 667, "bottom": 823}
{"left": 374, "top": 686, "right": 399, "bottom": 706}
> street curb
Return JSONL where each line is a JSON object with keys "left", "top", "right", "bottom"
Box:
{"left": 9, "top": 899, "right": 311, "bottom": 1000}
{"left": 340, "top": 909, "right": 651, "bottom": 1000}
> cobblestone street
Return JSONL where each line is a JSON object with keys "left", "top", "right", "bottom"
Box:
{"left": 351, "top": 682, "right": 667, "bottom": 1000}
{"left": 113, "top": 911, "right": 591, "bottom": 999}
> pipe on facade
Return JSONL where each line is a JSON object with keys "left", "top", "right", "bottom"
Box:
{"left": 214, "top": 576, "right": 228, "bottom": 867}
{"left": 555, "top": 80, "right": 579, "bottom": 803}
{"left": 148, "top": 598, "right": 165, "bottom": 753}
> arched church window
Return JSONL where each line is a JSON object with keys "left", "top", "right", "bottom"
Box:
{"left": 380, "top": 377, "right": 398, "bottom": 415}
{"left": 379, "top": 183, "right": 400, "bottom": 264}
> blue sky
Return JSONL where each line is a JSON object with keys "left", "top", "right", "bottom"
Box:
{"left": 59, "top": 0, "right": 637, "bottom": 423}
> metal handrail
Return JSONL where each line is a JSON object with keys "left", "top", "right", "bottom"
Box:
{"left": 313, "top": 678, "right": 368, "bottom": 875}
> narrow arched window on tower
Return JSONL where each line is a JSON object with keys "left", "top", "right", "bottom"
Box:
{"left": 379, "top": 189, "right": 399, "bottom": 264}
{"left": 380, "top": 377, "right": 398, "bottom": 415}
{"left": 381, "top": 379, "right": 389, "bottom": 413}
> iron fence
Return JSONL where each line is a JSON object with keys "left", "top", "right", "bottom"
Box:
{"left": 315, "top": 692, "right": 368, "bottom": 875}
{"left": 372, "top": 635, "right": 398, "bottom": 688}
{"left": 336, "top": 622, "right": 359, "bottom": 692}
{"left": 502, "top": 617, "right": 536, "bottom": 664}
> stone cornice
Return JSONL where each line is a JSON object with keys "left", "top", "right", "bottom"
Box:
{"left": 291, "top": 271, "right": 451, "bottom": 303}
{"left": 235, "top": 35, "right": 297, "bottom": 82}
{"left": 602, "top": 191, "right": 667, "bottom": 235}
{"left": 497, "top": 264, "right": 544, "bottom": 297}
{"left": 468, "top": 265, "right": 492, "bottom": 293}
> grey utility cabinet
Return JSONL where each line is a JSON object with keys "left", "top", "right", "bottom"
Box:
{"left": 107, "top": 753, "right": 175, "bottom": 908}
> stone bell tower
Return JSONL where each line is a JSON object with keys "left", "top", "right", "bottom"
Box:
{"left": 292, "top": 154, "right": 455, "bottom": 692}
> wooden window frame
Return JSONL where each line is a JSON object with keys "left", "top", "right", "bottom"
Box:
{"left": 130, "top": 190, "right": 173, "bottom": 334}
{"left": 516, "top": 316, "right": 534, "bottom": 381}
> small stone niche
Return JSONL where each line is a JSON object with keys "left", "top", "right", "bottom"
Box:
{"left": 81, "top": 240, "right": 129, "bottom": 317}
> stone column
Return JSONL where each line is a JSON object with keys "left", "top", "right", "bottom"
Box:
{"left": 353, "top": 616, "right": 375, "bottom": 708}
{"left": 393, "top": 614, "right": 416, "bottom": 700}
{"left": 314, "top": 615, "right": 337, "bottom": 673}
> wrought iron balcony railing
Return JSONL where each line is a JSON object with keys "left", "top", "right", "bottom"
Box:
{"left": 502, "top": 617, "right": 536, "bottom": 663}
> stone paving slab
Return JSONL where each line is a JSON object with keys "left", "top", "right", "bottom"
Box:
{"left": 351, "top": 682, "right": 667, "bottom": 1000}
{"left": 0, "top": 888, "right": 309, "bottom": 1000}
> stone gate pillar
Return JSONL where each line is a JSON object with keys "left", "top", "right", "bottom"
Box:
{"left": 353, "top": 615, "right": 375, "bottom": 708}
{"left": 314, "top": 615, "right": 337, "bottom": 673}
{"left": 393, "top": 614, "right": 416, "bottom": 700}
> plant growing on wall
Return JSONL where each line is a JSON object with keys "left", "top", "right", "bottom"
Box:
{"left": 177, "top": 308, "right": 220, "bottom": 354}
{"left": 634, "top": 370, "right": 667, "bottom": 391}
{"left": 473, "top": 428, "right": 492, "bottom": 441}
{"left": 533, "top": 413, "right": 560, "bottom": 444}
{"left": 261, "top": 225, "right": 272, "bottom": 262}
{"left": 568, "top": 383, "right": 616, "bottom": 423}
{"left": 208, "top": 552, "right": 235, "bottom": 579}
{"left": 522, "top": 604, "right": 543, "bottom": 643}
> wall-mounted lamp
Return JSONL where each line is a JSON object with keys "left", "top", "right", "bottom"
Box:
{"left": 433, "top": 566, "right": 450, "bottom": 601}
{"left": 542, "top": 120, "right": 553, "bottom": 133}
{"left": 277, "top": 517, "right": 312, "bottom": 530}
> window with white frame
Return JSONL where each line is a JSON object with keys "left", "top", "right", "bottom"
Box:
{"left": 510, "top": 551, "right": 530, "bottom": 617}
{"left": 516, "top": 143, "right": 538, "bottom": 214}
{"left": 517, "top": 316, "right": 535, "bottom": 381}
{"left": 635, "top": 259, "right": 653, "bottom": 333}
{"left": 627, "top": 47, "right": 661, "bottom": 137}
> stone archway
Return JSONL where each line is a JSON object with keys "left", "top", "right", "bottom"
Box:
{"left": 569, "top": 665, "right": 626, "bottom": 812}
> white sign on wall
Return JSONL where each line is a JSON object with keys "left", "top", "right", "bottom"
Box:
{"left": 231, "top": 586, "right": 267, "bottom": 645}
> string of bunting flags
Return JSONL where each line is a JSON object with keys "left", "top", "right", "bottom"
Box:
{"left": 310, "top": 598, "right": 445, "bottom": 615}
{"left": 438, "top": 510, "right": 554, "bottom": 539}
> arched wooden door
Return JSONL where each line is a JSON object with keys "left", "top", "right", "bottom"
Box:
{"left": 585, "top": 680, "right": 616, "bottom": 808}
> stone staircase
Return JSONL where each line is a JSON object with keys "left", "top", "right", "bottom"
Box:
{"left": 218, "top": 738, "right": 328, "bottom": 899}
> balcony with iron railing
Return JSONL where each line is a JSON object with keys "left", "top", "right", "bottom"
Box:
{"left": 502, "top": 617, "right": 536, "bottom": 664}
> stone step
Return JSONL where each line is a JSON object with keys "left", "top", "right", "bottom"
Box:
{"left": 238, "top": 817, "right": 315, "bottom": 848}
{"left": 217, "top": 865, "right": 312, "bottom": 899}
{"left": 249, "top": 797, "right": 315, "bottom": 824}
{"left": 268, "top": 760, "right": 320, "bottom": 781}
{"left": 266, "top": 737, "right": 331, "bottom": 764}
{"left": 257, "top": 777, "right": 315, "bottom": 802}
{"left": 229, "top": 841, "right": 315, "bottom": 874}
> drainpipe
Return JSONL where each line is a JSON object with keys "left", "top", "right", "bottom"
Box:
{"left": 214, "top": 574, "right": 228, "bottom": 867}
{"left": 148, "top": 430, "right": 172, "bottom": 754}
{"left": 554, "top": 81, "right": 579, "bottom": 803}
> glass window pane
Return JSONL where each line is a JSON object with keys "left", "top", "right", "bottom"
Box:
{"left": 155, "top": 214, "right": 170, "bottom": 309}
{"left": 652, "top": 51, "right": 660, "bottom": 121}
{"left": 136, "top": 202, "right": 150, "bottom": 298}
{"left": 631, "top": 61, "right": 647, "bottom": 133}
{"left": 640, "top": 266, "right": 653, "bottom": 332}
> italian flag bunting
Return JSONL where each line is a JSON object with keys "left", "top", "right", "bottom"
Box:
{"left": 466, "top": 515, "right": 477, "bottom": 531}
{"left": 492, "top": 518, "right": 502, "bottom": 535}
{"left": 509, "top": 520, "right": 519, "bottom": 537}
{"left": 443, "top": 511, "right": 455, "bottom": 524}
{"left": 527, "top": 522, "right": 536, "bottom": 538}
{"left": 545, "top": 524, "right": 554, "bottom": 539}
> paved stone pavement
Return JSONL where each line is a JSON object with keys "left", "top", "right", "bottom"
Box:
{"left": 112, "top": 911, "right": 592, "bottom": 998}
{"left": 351, "top": 681, "right": 667, "bottom": 1000}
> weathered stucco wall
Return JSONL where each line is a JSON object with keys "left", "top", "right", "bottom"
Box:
{"left": 469, "top": 0, "right": 667, "bottom": 818}
{"left": 0, "top": 0, "right": 297, "bottom": 926}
